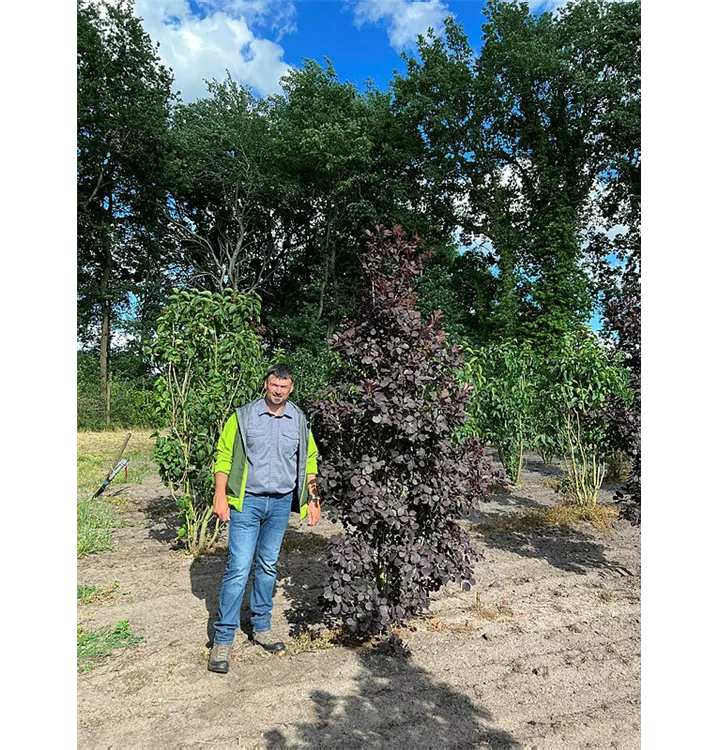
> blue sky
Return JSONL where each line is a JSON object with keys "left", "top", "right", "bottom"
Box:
{"left": 132, "top": 0, "right": 568, "bottom": 102}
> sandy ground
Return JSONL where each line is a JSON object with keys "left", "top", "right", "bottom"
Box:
{"left": 77, "top": 455, "right": 640, "bottom": 749}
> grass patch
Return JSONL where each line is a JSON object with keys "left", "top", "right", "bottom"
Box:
{"left": 77, "top": 429, "right": 157, "bottom": 497}
{"left": 77, "top": 581, "right": 119, "bottom": 604}
{"left": 474, "top": 504, "right": 619, "bottom": 534}
{"left": 77, "top": 620, "right": 143, "bottom": 673}
{"left": 77, "top": 497, "right": 124, "bottom": 557}
{"left": 77, "top": 429, "right": 157, "bottom": 557}
{"left": 288, "top": 628, "right": 338, "bottom": 654}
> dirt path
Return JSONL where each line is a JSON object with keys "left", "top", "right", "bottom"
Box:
{"left": 77, "top": 456, "right": 640, "bottom": 749}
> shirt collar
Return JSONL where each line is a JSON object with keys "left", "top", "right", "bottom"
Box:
{"left": 256, "top": 398, "right": 295, "bottom": 418}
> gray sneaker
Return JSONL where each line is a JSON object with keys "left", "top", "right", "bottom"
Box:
{"left": 253, "top": 629, "right": 286, "bottom": 654}
{"left": 208, "top": 642, "right": 232, "bottom": 673}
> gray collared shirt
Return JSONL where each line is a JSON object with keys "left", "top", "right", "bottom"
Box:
{"left": 244, "top": 398, "right": 300, "bottom": 496}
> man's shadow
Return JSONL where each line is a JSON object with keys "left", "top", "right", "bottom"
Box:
{"left": 189, "top": 550, "right": 264, "bottom": 646}
{"left": 188, "top": 523, "right": 331, "bottom": 646}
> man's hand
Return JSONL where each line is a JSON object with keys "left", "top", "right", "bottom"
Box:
{"left": 307, "top": 499, "right": 321, "bottom": 527}
{"left": 214, "top": 472, "right": 231, "bottom": 522}
{"left": 213, "top": 493, "right": 231, "bottom": 522}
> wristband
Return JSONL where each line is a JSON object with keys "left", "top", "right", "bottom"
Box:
{"left": 309, "top": 495, "right": 320, "bottom": 502}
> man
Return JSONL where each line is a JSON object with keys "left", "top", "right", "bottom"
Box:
{"left": 208, "top": 363, "right": 321, "bottom": 674}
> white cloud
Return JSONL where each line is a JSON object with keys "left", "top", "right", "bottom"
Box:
{"left": 350, "top": 0, "right": 452, "bottom": 53}
{"left": 527, "top": 0, "right": 567, "bottom": 12}
{"left": 528, "top": 0, "right": 630, "bottom": 14}
{"left": 196, "top": 0, "right": 298, "bottom": 40}
{"left": 134, "top": 0, "right": 296, "bottom": 101}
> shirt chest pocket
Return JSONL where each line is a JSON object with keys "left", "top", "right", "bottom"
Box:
{"left": 246, "top": 424, "right": 262, "bottom": 451}
{"left": 280, "top": 427, "right": 299, "bottom": 458}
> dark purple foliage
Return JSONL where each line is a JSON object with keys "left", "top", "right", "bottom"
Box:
{"left": 309, "top": 226, "right": 501, "bottom": 644}
{"left": 605, "top": 295, "right": 641, "bottom": 525}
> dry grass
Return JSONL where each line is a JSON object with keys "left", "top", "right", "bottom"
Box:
{"left": 288, "top": 629, "right": 339, "bottom": 654}
{"left": 447, "top": 620, "right": 478, "bottom": 634}
{"left": 77, "top": 581, "right": 120, "bottom": 605}
{"left": 475, "top": 591, "right": 499, "bottom": 620}
{"left": 473, "top": 503, "right": 619, "bottom": 534}
{"left": 76, "top": 429, "right": 158, "bottom": 463}
{"left": 475, "top": 591, "right": 515, "bottom": 620}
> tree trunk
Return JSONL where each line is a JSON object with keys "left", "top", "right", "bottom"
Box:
{"left": 316, "top": 209, "right": 335, "bottom": 321}
{"left": 100, "top": 241, "right": 112, "bottom": 427}
{"left": 496, "top": 238, "right": 517, "bottom": 341}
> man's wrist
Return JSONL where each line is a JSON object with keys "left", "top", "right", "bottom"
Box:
{"left": 309, "top": 495, "right": 320, "bottom": 503}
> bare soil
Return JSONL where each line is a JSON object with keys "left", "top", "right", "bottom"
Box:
{"left": 77, "top": 455, "right": 640, "bottom": 749}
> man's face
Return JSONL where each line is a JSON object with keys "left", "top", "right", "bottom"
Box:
{"left": 265, "top": 374, "right": 294, "bottom": 406}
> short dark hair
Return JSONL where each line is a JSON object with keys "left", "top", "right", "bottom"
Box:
{"left": 265, "top": 363, "right": 294, "bottom": 383}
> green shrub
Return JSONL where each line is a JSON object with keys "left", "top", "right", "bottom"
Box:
{"left": 77, "top": 350, "right": 158, "bottom": 430}
{"left": 463, "top": 342, "right": 539, "bottom": 485}
{"left": 150, "top": 288, "right": 266, "bottom": 556}
{"left": 541, "top": 331, "right": 632, "bottom": 506}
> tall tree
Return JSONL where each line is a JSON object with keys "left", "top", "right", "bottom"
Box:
{"left": 266, "top": 60, "right": 426, "bottom": 346}
{"left": 392, "top": 0, "right": 641, "bottom": 347}
{"left": 77, "top": 0, "right": 174, "bottom": 422}
{"left": 165, "top": 77, "right": 299, "bottom": 295}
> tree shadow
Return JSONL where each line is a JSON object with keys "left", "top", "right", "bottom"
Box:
{"left": 521, "top": 456, "right": 564, "bottom": 478}
{"left": 189, "top": 553, "right": 227, "bottom": 646}
{"left": 465, "top": 454, "right": 632, "bottom": 576}
{"left": 145, "top": 495, "right": 184, "bottom": 546}
{"left": 186, "top": 524, "right": 331, "bottom": 646}
{"left": 276, "top": 527, "right": 331, "bottom": 638}
{"left": 476, "top": 525, "right": 633, "bottom": 577}
{"left": 467, "top": 490, "right": 544, "bottom": 521}
{"left": 263, "top": 648, "right": 519, "bottom": 749}
{"left": 273, "top": 527, "right": 519, "bottom": 747}
{"left": 189, "top": 548, "right": 267, "bottom": 646}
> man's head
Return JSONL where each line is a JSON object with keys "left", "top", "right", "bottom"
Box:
{"left": 263, "top": 363, "right": 295, "bottom": 407}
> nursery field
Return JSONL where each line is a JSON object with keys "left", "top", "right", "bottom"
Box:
{"left": 77, "top": 431, "right": 640, "bottom": 749}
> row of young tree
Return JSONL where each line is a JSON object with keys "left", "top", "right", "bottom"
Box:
{"left": 78, "top": 0, "right": 640, "bottom": 416}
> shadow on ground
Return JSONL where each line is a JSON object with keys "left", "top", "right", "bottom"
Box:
{"left": 146, "top": 495, "right": 184, "bottom": 546}
{"left": 278, "top": 527, "right": 331, "bottom": 637}
{"left": 476, "top": 525, "right": 632, "bottom": 577}
{"left": 271, "top": 531, "right": 519, "bottom": 747}
{"left": 187, "top": 526, "right": 332, "bottom": 645}
{"left": 264, "top": 647, "right": 519, "bottom": 749}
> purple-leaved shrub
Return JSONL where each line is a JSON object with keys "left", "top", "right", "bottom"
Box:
{"left": 310, "top": 226, "right": 502, "bottom": 648}
{"left": 605, "top": 295, "right": 641, "bottom": 525}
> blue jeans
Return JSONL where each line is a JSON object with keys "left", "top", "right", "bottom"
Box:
{"left": 213, "top": 492, "right": 293, "bottom": 644}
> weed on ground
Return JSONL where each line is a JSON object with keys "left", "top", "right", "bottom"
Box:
{"left": 77, "top": 498, "right": 124, "bottom": 557}
{"left": 77, "top": 620, "right": 143, "bottom": 673}
{"left": 77, "top": 581, "right": 120, "bottom": 604}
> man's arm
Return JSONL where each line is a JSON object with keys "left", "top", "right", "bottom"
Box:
{"left": 306, "top": 473, "right": 321, "bottom": 526}
{"left": 213, "top": 414, "right": 237, "bottom": 523}
{"left": 214, "top": 471, "right": 231, "bottom": 522}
